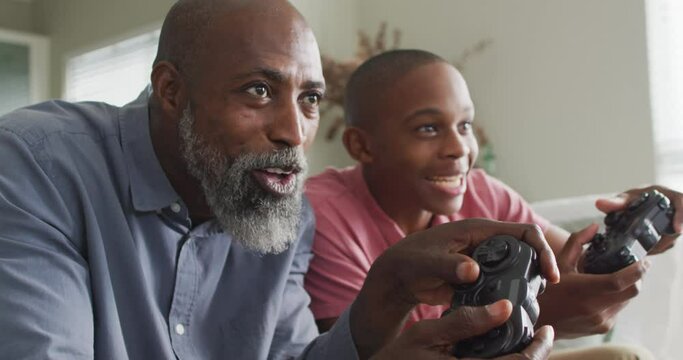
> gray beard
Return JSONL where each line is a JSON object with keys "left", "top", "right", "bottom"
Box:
{"left": 178, "top": 106, "right": 308, "bottom": 254}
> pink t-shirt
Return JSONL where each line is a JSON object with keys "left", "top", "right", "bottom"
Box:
{"left": 303, "top": 165, "right": 551, "bottom": 325}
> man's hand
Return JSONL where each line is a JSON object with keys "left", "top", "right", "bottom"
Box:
{"left": 371, "top": 219, "right": 559, "bottom": 307}
{"left": 537, "top": 224, "right": 649, "bottom": 338}
{"left": 596, "top": 185, "right": 683, "bottom": 254}
{"left": 371, "top": 300, "right": 555, "bottom": 360}
{"left": 350, "top": 219, "right": 560, "bottom": 359}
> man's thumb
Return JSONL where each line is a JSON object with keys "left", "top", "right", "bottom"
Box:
{"left": 420, "top": 300, "right": 512, "bottom": 344}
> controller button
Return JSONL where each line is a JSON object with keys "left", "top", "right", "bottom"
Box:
{"left": 629, "top": 193, "right": 649, "bottom": 210}
{"left": 592, "top": 235, "right": 607, "bottom": 252}
{"left": 658, "top": 198, "right": 669, "bottom": 209}
{"left": 476, "top": 238, "right": 510, "bottom": 267}
{"left": 626, "top": 255, "right": 636, "bottom": 265}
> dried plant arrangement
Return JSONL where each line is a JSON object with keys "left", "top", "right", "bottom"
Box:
{"left": 320, "top": 22, "right": 401, "bottom": 140}
{"left": 452, "top": 38, "right": 494, "bottom": 72}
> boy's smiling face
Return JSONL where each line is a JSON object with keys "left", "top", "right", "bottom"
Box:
{"left": 363, "top": 62, "right": 478, "bottom": 215}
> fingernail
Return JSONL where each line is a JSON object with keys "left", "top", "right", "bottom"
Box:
{"left": 605, "top": 193, "right": 628, "bottom": 203}
{"left": 545, "top": 326, "right": 555, "bottom": 342}
{"left": 643, "top": 259, "right": 652, "bottom": 270}
{"left": 485, "top": 302, "right": 502, "bottom": 316}
{"left": 486, "top": 300, "right": 508, "bottom": 317}
{"left": 456, "top": 261, "right": 476, "bottom": 280}
{"left": 549, "top": 255, "right": 561, "bottom": 283}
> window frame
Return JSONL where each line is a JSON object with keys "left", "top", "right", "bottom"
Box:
{"left": 0, "top": 28, "right": 50, "bottom": 105}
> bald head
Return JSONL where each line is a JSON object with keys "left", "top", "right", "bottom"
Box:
{"left": 344, "top": 49, "right": 449, "bottom": 129}
{"left": 155, "top": 0, "right": 307, "bottom": 80}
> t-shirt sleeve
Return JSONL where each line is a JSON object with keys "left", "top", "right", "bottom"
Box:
{"left": 304, "top": 203, "right": 371, "bottom": 321}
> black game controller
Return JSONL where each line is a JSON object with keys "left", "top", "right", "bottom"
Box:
{"left": 444, "top": 235, "right": 546, "bottom": 358}
{"left": 583, "top": 190, "right": 675, "bottom": 274}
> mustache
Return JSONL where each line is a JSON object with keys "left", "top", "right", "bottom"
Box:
{"left": 238, "top": 147, "right": 308, "bottom": 174}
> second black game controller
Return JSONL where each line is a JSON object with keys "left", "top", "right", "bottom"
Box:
{"left": 444, "top": 235, "right": 546, "bottom": 358}
{"left": 583, "top": 190, "right": 675, "bottom": 274}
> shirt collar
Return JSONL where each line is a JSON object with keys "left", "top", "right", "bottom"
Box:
{"left": 119, "top": 87, "right": 180, "bottom": 212}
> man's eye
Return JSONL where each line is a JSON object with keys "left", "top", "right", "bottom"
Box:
{"left": 246, "top": 84, "right": 269, "bottom": 98}
{"left": 302, "top": 93, "right": 322, "bottom": 106}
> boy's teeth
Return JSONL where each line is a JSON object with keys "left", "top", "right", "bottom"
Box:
{"left": 428, "top": 175, "right": 463, "bottom": 183}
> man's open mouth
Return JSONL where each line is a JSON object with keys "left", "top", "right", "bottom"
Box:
{"left": 252, "top": 167, "right": 300, "bottom": 196}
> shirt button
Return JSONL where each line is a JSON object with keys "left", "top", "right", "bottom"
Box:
{"left": 170, "top": 202, "right": 181, "bottom": 213}
{"left": 175, "top": 323, "right": 185, "bottom": 335}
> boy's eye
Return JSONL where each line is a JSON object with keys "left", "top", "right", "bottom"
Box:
{"left": 459, "top": 121, "right": 473, "bottom": 133}
{"left": 418, "top": 124, "right": 438, "bottom": 133}
{"left": 246, "top": 84, "right": 269, "bottom": 98}
{"left": 302, "top": 93, "right": 321, "bottom": 106}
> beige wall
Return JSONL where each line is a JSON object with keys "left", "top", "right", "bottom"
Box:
{"left": 356, "top": 0, "right": 654, "bottom": 201}
{"left": 0, "top": 0, "right": 35, "bottom": 33}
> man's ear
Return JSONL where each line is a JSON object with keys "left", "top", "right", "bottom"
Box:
{"left": 343, "top": 127, "right": 373, "bottom": 164}
{"left": 151, "top": 61, "right": 187, "bottom": 117}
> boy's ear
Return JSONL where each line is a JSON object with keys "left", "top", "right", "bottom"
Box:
{"left": 342, "top": 127, "right": 373, "bottom": 164}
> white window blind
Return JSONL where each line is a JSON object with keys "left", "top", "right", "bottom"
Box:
{"left": 648, "top": 0, "right": 683, "bottom": 188}
{"left": 64, "top": 29, "right": 160, "bottom": 107}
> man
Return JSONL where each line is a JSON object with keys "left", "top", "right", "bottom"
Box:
{"left": 304, "top": 49, "right": 681, "bottom": 357}
{"left": 0, "top": 1, "right": 557, "bottom": 359}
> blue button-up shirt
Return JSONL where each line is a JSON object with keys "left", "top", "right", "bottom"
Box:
{"left": 0, "top": 92, "right": 358, "bottom": 359}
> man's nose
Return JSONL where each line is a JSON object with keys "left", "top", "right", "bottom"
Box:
{"left": 269, "top": 99, "right": 304, "bottom": 148}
